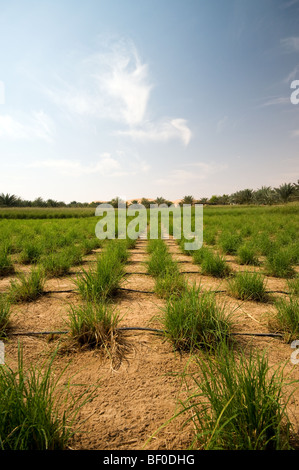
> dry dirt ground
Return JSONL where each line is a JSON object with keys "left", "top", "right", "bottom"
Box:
{"left": 2, "top": 237, "right": 299, "bottom": 450}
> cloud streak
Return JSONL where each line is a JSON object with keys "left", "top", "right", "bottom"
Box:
{"left": 281, "top": 36, "right": 299, "bottom": 52}
{"left": 0, "top": 111, "right": 54, "bottom": 141}
{"left": 117, "top": 118, "right": 192, "bottom": 145}
{"left": 44, "top": 37, "right": 192, "bottom": 145}
{"left": 155, "top": 161, "right": 227, "bottom": 186}
{"left": 27, "top": 152, "right": 150, "bottom": 178}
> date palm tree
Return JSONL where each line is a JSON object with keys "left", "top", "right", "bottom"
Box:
{"left": 0, "top": 193, "right": 18, "bottom": 206}
{"left": 275, "top": 183, "right": 296, "bottom": 203}
{"left": 182, "top": 195, "right": 195, "bottom": 205}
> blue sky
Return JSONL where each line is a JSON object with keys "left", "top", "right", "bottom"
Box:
{"left": 0, "top": 0, "right": 298, "bottom": 203}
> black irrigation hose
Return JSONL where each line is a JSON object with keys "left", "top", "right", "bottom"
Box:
{"left": 42, "top": 286, "right": 292, "bottom": 296}
{"left": 7, "top": 328, "right": 283, "bottom": 339}
{"left": 43, "top": 289, "right": 74, "bottom": 294}
{"left": 119, "top": 287, "right": 155, "bottom": 294}
{"left": 9, "top": 330, "right": 69, "bottom": 336}
{"left": 125, "top": 272, "right": 151, "bottom": 275}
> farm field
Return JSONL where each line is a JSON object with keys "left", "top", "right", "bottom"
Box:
{"left": 0, "top": 204, "right": 299, "bottom": 450}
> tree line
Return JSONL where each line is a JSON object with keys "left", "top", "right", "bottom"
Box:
{"left": 0, "top": 181, "right": 298, "bottom": 208}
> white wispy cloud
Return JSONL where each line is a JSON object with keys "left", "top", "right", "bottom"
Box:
{"left": 155, "top": 161, "right": 227, "bottom": 185}
{"left": 27, "top": 152, "right": 150, "bottom": 177}
{"left": 45, "top": 39, "right": 152, "bottom": 127}
{"left": 259, "top": 96, "right": 290, "bottom": 107}
{"left": 117, "top": 118, "right": 192, "bottom": 145}
{"left": 284, "top": 66, "right": 299, "bottom": 83}
{"left": 281, "top": 36, "right": 299, "bottom": 52}
{"left": 44, "top": 37, "right": 192, "bottom": 145}
{"left": 0, "top": 111, "right": 54, "bottom": 141}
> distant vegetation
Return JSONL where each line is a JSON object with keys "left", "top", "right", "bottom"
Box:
{"left": 0, "top": 180, "right": 298, "bottom": 210}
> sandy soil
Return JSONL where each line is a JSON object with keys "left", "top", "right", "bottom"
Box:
{"left": 2, "top": 238, "right": 299, "bottom": 450}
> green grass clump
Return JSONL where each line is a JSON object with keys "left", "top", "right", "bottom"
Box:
{"left": 105, "top": 239, "right": 129, "bottom": 264}
{"left": 80, "top": 237, "right": 101, "bottom": 255}
{"left": 192, "top": 246, "right": 212, "bottom": 265}
{"left": 75, "top": 247, "right": 125, "bottom": 302}
{"left": 203, "top": 229, "right": 217, "bottom": 246}
{"left": 125, "top": 236, "right": 137, "bottom": 249}
{"left": 19, "top": 241, "right": 43, "bottom": 265}
{"left": 162, "top": 286, "right": 233, "bottom": 351}
{"left": 268, "top": 296, "right": 299, "bottom": 341}
{"left": 147, "top": 238, "right": 187, "bottom": 298}
{"left": 67, "top": 301, "right": 122, "bottom": 350}
{"left": 237, "top": 243, "right": 260, "bottom": 266}
{"left": 146, "top": 244, "right": 177, "bottom": 278}
{"left": 200, "top": 251, "right": 231, "bottom": 278}
{"left": 227, "top": 271, "right": 268, "bottom": 302}
{"left": 265, "top": 249, "right": 295, "bottom": 278}
{"left": 218, "top": 232, "right": 242, "bottom": 255}
{"left": 179, "top": 345, "right": 294, "bottom": 450}
{"left": 155, "top": 269, "right": 187, "bottom": 299}
{"left": 0, "top": 345, "right": 93, "bottom": 450}
{"left": 40, "top": 252, "right": 72, "bottom": 278}
{"left": 0, "top": 295, "right": 11, "bottom": 338}
{"left": 178, "top": 236, "right": 197, "bottom": 255}
{"left": 287, "top": 276, "right": 299, "bottom": 296}
{"left": 67, "top": 246, "right": 84, "bottom": 267}
{"left": 0, "top": 247, "right": 15, "bottom": 277}
{"left": 9, "top": 268, "right": 45, "bottom": 303}
{"left": 147, "top": 238, "right": 168, "bottom": 255}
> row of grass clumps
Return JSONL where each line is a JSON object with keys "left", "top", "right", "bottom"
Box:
{"left": 69, "top": 238, "right": 133, "bottom": 348}
{"left": 146, "top": 238, "right": 233, "bottom": 352}
{"left": 165, "top": 237, "right": 298, "bottom": 449}
{"left": 0, "top": 238, "right": 133, "bottom": 450}
{"left": 0, "top": 218, "right": 106, "bottom": 279}
{"left": 74, "top": 239, "right": 127, "bottom": 302}
{"left": 177, "top": 236, "right": 231, "bottom": 279}
{"left": 146, "top": 238, "right": 187, "bottom": 299}
{"left": 65, "top": 239, "right": 132, "bottom": 357}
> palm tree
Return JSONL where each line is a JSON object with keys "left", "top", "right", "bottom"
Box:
{"left": 275, "top": 183, "right": 296, "bottom": 203}
{"left": 109, "top": 197, "right": 126, "bottom": 208}
{"left": 230, "top": 189, "right": 253, "bottom": 205}
{"left": 140, "top": 198, "right": 151, "bottom": 209}
{"left": 182, "top": 195, "right": 195, "bottom": 205}
{"left": 0, "top": 193, "right": 18, "bottom": 206}
{"left": 155, "top": 197, "right": 167, "bottom": 205}
{"left": 253, "top": 186, "right": 277, "bottom": 205}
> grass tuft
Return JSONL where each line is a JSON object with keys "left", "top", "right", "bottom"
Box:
{"left": 75, "top": 243, "right": 125, "bottom": 302}
{"left": 268, "top": 296, "right": 299, "bottom": 342}
{"left": 0, "top": 295, "right": 11, "bottom": 338}
{"left": 0, "top": 247, "right": 15, "bottom": 277}
{"left": 0, "top": 344, "right": 95, "bottom": 450}
{"left": 237, "top": 243, "right": 260, "bottom": 266}
{"left": 9, "top": 268, "right": 45, "bottom": 303}
{"left": 287, "top": 276, "right": 299, "bottom": 296}
{"left": 265, "top": 249, "right": 295, "bottom": 278}
{"left": 178, "top": 345, "right": 295, "bottom": 450}
{"left": 155, "top": 269, "right": 188, "bottom": 299}
{"left": 227, "top": 271, "right": 268, "bottom": 302}
{"left": 162, "top": 286, "right": 233, "bottom": 351}
{"left": 200, "top": 251, "right": 231, "bottom": 278}
{"left": 67, "top": 301, "right": 122, "bottom": 350}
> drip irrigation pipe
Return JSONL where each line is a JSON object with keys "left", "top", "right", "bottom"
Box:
{"left": 7, "top": 328, "right": 283, "bottom": 339}
{"left": 42, "top": 287, "right": 292, "bottom": 296}
{"left": 119, "top": 287, "right": 155, "bottom": 294}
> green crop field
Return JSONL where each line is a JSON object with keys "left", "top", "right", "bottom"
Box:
{"left": 0, "top": 203, "right": 298, "bottom": 451}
